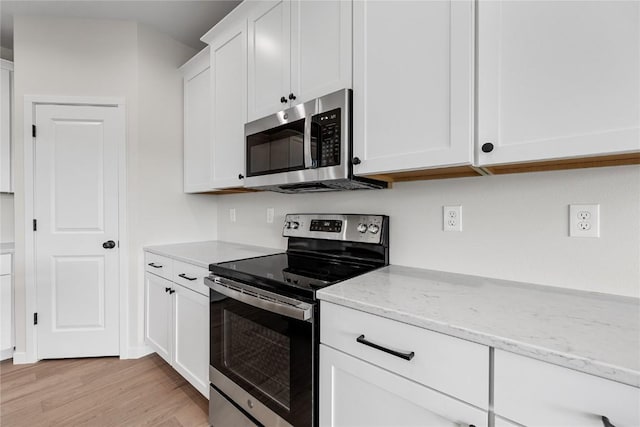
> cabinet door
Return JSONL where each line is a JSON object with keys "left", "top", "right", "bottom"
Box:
{"left": 247, "top": 0, "right": 291, "bottom": 121}
{"left": 477, "top": 1, "right": 640, "bottom": 167}
{"left": 290, "top": 0, "right": 352, "bottom": 105}
{"left": 144, "top": 272, "right": 172, "bottom": 363}
{"left": 352, "top": 0, "right": 474, "bottom": 176}
{"left": 319, "top": 345, "right": 488, "bottom": 427}
{"left": 183, "top": 51, "right": 212, "bottom": 193}
{"left": 0, "top": 66, "right": 11, "bottom": 193}
{"left": 211, "top": 22, "right": 248, "bottom": 189}
{"left": 0, "top": 274, "right": 12, "bottom": 358}
{"left": 172, "top": 285, "right": 209, "bottom": 398}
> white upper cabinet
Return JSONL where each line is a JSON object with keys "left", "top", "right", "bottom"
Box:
{"left": 477, "top": 0, "right": 640, "bottom": 168}
{"left": 290, "top": 0, "right": 352, "bottom": 106}
{"left": 248, "top": 0, "right": 291, "bottom": 121}
{"left": 352, "top": 0, "right": 475, "bottom": 177}
{"left": 209, "top": 20, "right": 248, "bottom": 189}
{"left": 181, "top": 48, "right": 212, "bottom": 193}
{"left": 1, "top": 60, "right": 13, "bottom": 193}
{"left": 248, "top": 0, "right": 352, "bottom": 122}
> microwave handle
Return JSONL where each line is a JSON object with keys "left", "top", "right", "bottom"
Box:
{"left": 304, "top": 114, "right": 314, "bottom": 169}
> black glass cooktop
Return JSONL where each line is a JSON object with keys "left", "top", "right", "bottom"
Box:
{"left": 209, "top": 252, "right": 380, "bottom": 300}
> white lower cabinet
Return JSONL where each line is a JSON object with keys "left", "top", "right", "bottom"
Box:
{"left": 320, "top": 301, "right": 489, "bottom": 427}
{"left": 494, "top": 349, "right": 640, "bottom": 427}
{"left": 144, "top": 269, "right": 209, "bottom": 398}
{"left": 320, "top": 345, "right": 488, "bottom": 427}
{"left": 172, "top": 284, "right": 209, "bottom": 396}
{"left": 145, "top": 272, "right": 172, "bottom": 362}
{"left": 0, "top": 253, "right": 13, "bottom": 361}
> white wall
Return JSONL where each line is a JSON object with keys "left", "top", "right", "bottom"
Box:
{"left": 130, "top": 25, "right": 218, "bottom": 348}
{"left": 12, "top": 16, "right": 218, "bottom": 358}
{"left": 216, "top": 165, "right": 640, "bottom": 298}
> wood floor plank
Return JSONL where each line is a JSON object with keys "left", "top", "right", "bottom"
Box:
{"left": 0, "top": 354, "right": 208, "bottom": 426}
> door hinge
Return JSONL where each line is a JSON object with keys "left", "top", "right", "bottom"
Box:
{"left": 32, "top": 124, "right": 36, "bottom": 138}
{"left": 33, "top": 313, "right": 38, "bottom": 325}
{"left": 33, "top": 219, "right": 37, "bottom": 231}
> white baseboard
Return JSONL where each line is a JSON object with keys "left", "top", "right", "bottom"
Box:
{"left": 11, "top": 351, "right": 36, "bottom": 364}
{"left": 124, "top": 345, "right": 154, "bottom": 359}
{"left": 0, "top": 348, "right": 13, "bottom": 361}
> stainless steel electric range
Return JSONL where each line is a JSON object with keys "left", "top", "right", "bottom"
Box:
{"left": 205, "top": 214, "right": 389, "bottom": 427}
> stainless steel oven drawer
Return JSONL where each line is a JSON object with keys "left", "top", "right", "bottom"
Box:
{"left": 209, "top": 385, "right": 257, "bottom": 427}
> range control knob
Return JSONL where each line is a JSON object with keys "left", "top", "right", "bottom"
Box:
{"left": 357, "top": 223, "right": 368, "bottom": 233}
{"left": 291, "top": 221, "right": 300, "bottom": 230}
{"left": 368, "top": 224, "right": 380, "bottom": 234}
{"left": 284, "top": 221, "right": 291, "bottom": 229}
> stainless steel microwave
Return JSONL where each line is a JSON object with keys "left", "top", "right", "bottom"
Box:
{"left": 243, "top": 89, "right": 387, "bottom": 193}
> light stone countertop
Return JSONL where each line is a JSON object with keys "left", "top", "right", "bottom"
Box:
{"left": 143, "top": 240, "right": 282, "bottom": 269}
{"left": 0, "top": 242, "right": 14, "bottom": 254}
{"left": 317, "top": 265, "right": 640, "bottom": 387}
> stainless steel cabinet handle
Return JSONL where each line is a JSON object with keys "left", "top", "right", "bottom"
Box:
{"left": 178, "top": 273, "right": 197, "bottom": 281}
{"left": 148, "top": 263, "right": 162, "bottom": 268}
{"left": 356, "top": 334, "right": 415, "bottom": 361}
{"left": 602, "top": 416, "right": 616, "bottom": 427}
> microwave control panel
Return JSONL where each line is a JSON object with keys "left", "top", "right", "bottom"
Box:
{"left": 314, "top": 108, "right": 341, "bottom": 167}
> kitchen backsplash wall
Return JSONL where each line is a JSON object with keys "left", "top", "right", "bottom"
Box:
{"left": 217, "top": 165, "right": 640, "bottom": 298}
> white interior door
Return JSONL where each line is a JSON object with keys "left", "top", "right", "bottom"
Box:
{"left": 35, "top": 103, "right": 122, "bottom": 359}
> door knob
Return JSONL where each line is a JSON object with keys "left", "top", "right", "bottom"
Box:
{"left": 102, "top": 240, "right": 116, "bottom": 249}
{"left": 481, "top": 142, "right": 494, "bottom": 153}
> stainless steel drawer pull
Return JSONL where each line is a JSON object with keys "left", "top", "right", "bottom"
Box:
{"left": 356, "top": 334, "right": 415, "bottom": 361}
{"left": 178, "top": 273, "right": 197, "bottom": 281}
{"left": 148, "top": 263, "right": 162, "bottom": 268}
{"left": 602, "top": 416, "right": 616, "bottom": 427}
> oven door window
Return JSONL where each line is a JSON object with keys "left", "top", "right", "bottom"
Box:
{"left": 246, "top": 118, "right": 310, "bottom": 177}
{"left": 211, "top": 293, "right": 313, "bottom": 427}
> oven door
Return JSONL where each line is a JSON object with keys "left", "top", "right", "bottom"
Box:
{"left": 208, "top": 276, "right": 315, "bottom": 427}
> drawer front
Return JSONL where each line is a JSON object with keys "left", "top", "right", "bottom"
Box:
{"left": 0, "top": 254, "right": 11, "bottom": 276}
{"left": 494, "top": 349, "right": 640, "bottom": 427}
{"left": 320, "top": 301, "right": 490, "bottom": 409}
{"left": 144, "top": 252, "right": 173, "bottom": 280}
{"left": 172, "top": 260, "right": 209, "bottom": 296}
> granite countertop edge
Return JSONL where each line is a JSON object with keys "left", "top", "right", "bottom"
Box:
{"left": 143, "top": 240, "right": 282, "bottom": 269}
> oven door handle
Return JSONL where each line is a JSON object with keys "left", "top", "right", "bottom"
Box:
{"left": 207, "top": 276, "right": 313, "bottom": 321}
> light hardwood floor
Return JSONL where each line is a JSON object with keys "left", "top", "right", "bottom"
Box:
{"left": 0, "top": 354, "right": 208, "bottom": 426}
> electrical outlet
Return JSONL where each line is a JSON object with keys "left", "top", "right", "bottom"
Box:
{"left": 443, "top": 205, "right": 462, "bottom": 232}
{"left": 229, "top": 208, "right": 236, "bottom": 223}
{"left": 569, "top": 204, "right": 599, "bottom": 237}
{"left": 266, "top": 208, "right": 275, "bottom": 224}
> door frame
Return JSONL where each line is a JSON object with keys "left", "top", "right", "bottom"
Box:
{"left": 22, "top": 95, "right": 129, "bottom": 363}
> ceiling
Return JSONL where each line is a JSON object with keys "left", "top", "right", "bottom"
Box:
{"left": 0, "top": 0, "right": 242, "bottom": 51}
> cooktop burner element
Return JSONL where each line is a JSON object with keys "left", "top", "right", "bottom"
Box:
{"left": 209, "top": 214, "right": 389, "bottom": 301}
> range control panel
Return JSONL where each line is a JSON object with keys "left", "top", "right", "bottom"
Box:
{"left": 283, "top": 214, "right": 387, "bottom": 244}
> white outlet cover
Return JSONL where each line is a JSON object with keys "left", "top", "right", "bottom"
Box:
{"left": 266, "top": 208, "right": 275, "bottom": 224}
{"left": 569, "top": 204, "right": 599, "bottom": 238}
{"left": 443, "top": 205, "right": 462, "bottom": 232}
{"left": 229, "top": 208, "right": 236, "bottom": 223}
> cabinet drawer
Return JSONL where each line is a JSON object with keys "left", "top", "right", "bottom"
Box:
{"left": 144, "top": 252, "right": 173, "bottom": 280}
{"left": 172, "top": 260, "right": 209, "bottom": 296}
{"left": 320, "top": 301, "right": 489, "bottom": 409}
{"left": 0, "top": 254, "right": 11, "bottom": 276}
{"left": 494, "top": 349, "right": 640, "bottom": 427}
